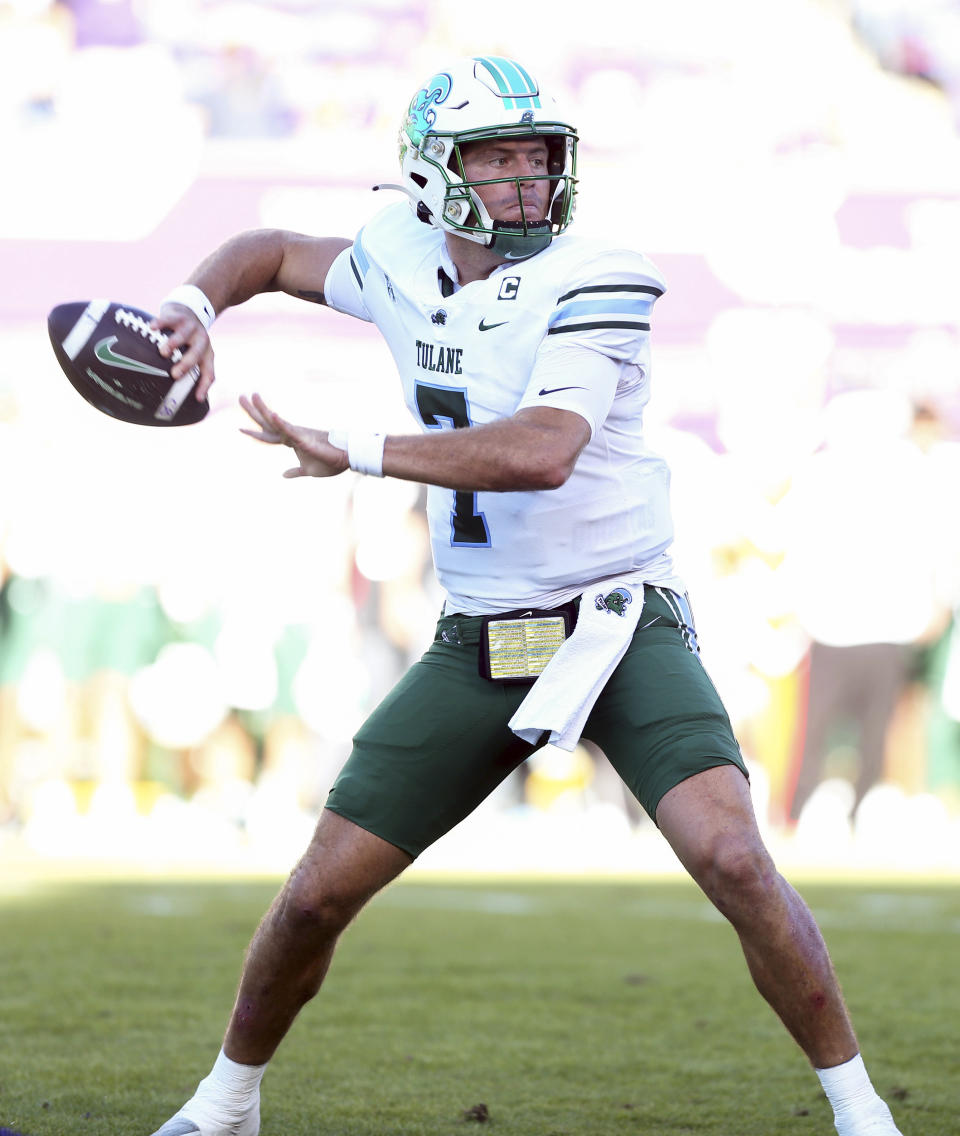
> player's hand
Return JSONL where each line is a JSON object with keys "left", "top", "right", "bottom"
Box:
{"left": 239, "top": 393, "right": 350, "bottom": 479}
{"left": 151, "top": 303, "right": 216, "bottom": 401}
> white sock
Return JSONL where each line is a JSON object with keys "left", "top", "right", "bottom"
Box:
{"left": 816, "top": 1054, "right": 899, "bottom": 1135}
{"left": 188, "top": 1048, "right": 266, "bottom": 1120}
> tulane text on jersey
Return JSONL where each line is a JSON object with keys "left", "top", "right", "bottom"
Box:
{"left": 416, "top": 340, "right": 464, "bottom": 375}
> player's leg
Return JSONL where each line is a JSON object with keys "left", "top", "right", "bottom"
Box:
{"left": 585, "top": 586, "right": 904, "bottom": 1135}
{"left": 150, "top": 615, "right": 539, "bottom": 1136}
{"left": 656, "top": 765, "right": 857, "bottom": 1064}
{"left": 589, "top": 585, "right": 852, "bottom": 1060}
{"left": 218, "top": 613, "right": 539, "bottom": 1056}
{"left": 657, "top": 768, "right": 902, "bottom": 1135}
{"left": 224, "top": 809, "right": 412, "bottom": 1065}
{"left": 150, "top": 812, "right": 411, "bottom": 1136}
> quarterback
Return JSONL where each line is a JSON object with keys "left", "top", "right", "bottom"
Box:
{"left": 148, "top": 57, "right": 904, "bottom": 1136}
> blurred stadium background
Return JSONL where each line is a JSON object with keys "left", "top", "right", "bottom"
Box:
{"left": 2, "top": 0, "right": 959, "bottom": 877}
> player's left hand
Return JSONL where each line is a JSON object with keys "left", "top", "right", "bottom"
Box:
{"left": 240, "top": 393, "right": 350, "bottom": 479}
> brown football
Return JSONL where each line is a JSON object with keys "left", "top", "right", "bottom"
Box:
{"left": 47, "top": 299, "right": 208, "bottom": 426}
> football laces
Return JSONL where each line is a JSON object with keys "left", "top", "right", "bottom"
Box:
{"left": 115, "top": 307, "right": 184, "bottom": 363}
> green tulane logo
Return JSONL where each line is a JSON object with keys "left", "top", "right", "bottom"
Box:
{"left": 595, "top": 587, "right": 633, "bottom": 616}
{"left": 404, "top": 72, "right": 452, "bottom": 147}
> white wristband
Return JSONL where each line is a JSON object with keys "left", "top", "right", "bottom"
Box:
{"left": 159, "top": 284, "right": 216, "bottom": 329}
{"left": 325, "top": 429, "right": 385, "bottom": 477}
{"left": 346, "top": 431, "right": 386, "bottom": 477}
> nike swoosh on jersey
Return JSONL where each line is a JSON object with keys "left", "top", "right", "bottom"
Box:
{"left": 538, "top": 385, "right": 587, "bottom": 396}
{"left": 93, "top": 336, "right": 169, "bottom": 377}
{"left": 478, "top": 318, "right": 509, "bottom": 332}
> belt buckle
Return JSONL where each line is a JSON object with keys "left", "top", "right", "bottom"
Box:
{"left": 478, "top": 607, "right": 573, "bottom": 683}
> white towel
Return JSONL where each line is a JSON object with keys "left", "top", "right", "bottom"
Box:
{"left": 509, "top": 575, "right": 646, "bottom": 751}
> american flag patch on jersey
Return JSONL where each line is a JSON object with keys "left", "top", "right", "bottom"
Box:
{"left": 546, "top": 282, "right": 663, "bottom": 336}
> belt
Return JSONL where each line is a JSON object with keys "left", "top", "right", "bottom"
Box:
{"left": 434, "top": 599, "right": 580, "bottom": 648}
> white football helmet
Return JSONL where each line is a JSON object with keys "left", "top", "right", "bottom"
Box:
{"left": 392, "top": 56, "right": 578, "bottom": 260}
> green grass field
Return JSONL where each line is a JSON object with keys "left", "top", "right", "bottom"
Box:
{"left": 0, "top": 872, "right": 956, "bottom": 1136}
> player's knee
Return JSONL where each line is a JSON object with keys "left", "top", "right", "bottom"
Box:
{"left": 278, "top": 873, "right": 365, "bottom": 940}
{"left": 695, "top": 834, "right": 778, "bottom": 918}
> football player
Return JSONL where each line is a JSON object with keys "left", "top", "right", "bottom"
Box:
{"left": 148, "top": 56, "right": 905, "bottom": 1136}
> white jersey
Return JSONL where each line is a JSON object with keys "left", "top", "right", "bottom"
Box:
{"left": 324, "top": 201, "right": 682, "bottom": 615}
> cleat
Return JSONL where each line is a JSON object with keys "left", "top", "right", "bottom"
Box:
{"left": 149, "top": 1105, "right": 259, "bottom": 1136}
{"left": 150, "top": 1121, "right": 202, "bottom": 1136}
{"left": 834, "top": 1098, "right": 904, "bottom": 1136}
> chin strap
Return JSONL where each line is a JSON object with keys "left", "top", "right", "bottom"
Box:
{"left": 488, "top": 220, "right": 554, "bottom": 260}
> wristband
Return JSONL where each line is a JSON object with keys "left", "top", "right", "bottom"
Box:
{"left": 159, "top": 284, "right": 216, "bottom": 329}
{"left": 346, "top": 431, "right": 386, "bottom": 477}
{"left": 324, "top": 429, "right": 385, "bottom": 477}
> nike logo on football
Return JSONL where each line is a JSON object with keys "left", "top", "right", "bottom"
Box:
{"left": 93, "top": 336, "right": 168, "bottom": 377}
{"left": 538, "top": 385, "right": 586, "bottom": 396}
{"left": 478, "top": 318, "right": 509, "bottom": 332}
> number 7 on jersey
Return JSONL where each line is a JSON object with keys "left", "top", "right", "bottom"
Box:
{"left": 414, "top": 380, "right": 491, "bottom": 548}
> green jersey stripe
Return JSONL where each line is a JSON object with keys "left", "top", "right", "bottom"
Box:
{"left": 350, "top": 226, "right": 371, "bottom": 289}
{"left": 558, "top": 283, "right": 663, "bottom": 302}
{"left": 547, "top": 320, "right": 651, "bottom": 335}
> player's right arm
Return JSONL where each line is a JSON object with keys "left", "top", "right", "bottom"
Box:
{"left": 154, "top": 230, "right": 352, "bottom": 399}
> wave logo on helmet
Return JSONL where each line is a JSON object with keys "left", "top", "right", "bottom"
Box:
{"left": 404, "top": 72, "right": 452, "bottom": 149}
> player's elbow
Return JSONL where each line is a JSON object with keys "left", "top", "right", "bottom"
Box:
{"left": 507, "top": 449, "right": 578, "bottom": 491}
{"left": 536, "top": 454, "right": 577, "bottom": 490}
{"left": 484, "top": 411, "right": 588, "bottom": 490}
{"left": 503, "top": 409, "right": 589, "bottom": 490}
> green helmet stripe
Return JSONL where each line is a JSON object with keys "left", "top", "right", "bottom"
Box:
{"left": 509, "top": 59, "right": 542, "bottom": 104}
{"left": 492, "top": 56, "right": 542, "bottom": 109}
{"left": 485, "top": 57, "right": 533, "bottom": 102}
{"left": 473, "top": 55, "right": 542, "bottom": 110}
{"left": 473, "top": 57, "right": 516, "bottom": 103}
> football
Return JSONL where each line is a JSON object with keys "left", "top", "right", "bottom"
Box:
{"left": 47, "top": 299, "right": 209, "bottom": 426}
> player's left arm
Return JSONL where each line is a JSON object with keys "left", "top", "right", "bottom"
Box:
{"left": 383, "top": 403, "right": 592, "bottom": 490}
{"left": 240, "top": 394, "right": 590, "bottom": 490}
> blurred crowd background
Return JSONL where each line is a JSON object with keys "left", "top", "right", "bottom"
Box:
{"left": 2, "top": 0, "right": 960, "bottom": 872}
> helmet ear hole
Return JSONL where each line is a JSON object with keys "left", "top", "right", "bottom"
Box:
{"left": 410, "top": 172, "right": 428, "bottom": 189}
